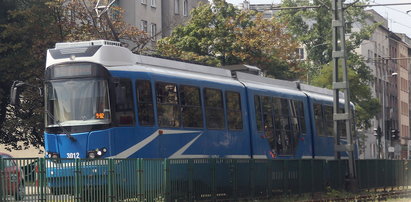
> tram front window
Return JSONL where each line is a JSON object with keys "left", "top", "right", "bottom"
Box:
{"left": 45, "top": 79, "right": 111, "bottom": 127}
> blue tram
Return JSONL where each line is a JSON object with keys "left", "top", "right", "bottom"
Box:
{"left": 44, "top": 40, "right": 352, "bottom": 161}
{"left": 41, "top": 40, "right": 355, "bottom": 194}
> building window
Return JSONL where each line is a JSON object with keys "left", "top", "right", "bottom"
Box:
{"left": 150, "top": 23, "right": 156, "bottom": 41}
{"left": 151, "top": 0, "right": 156, "bottom": 7}
{"left": 141, "top": 0, "right": 147, "bottom": 5}
{"left": 183, "top": 0, "right": 188, "bottom": 16}
{"left": 174, "top": 0, "right": 179, "bottom": 14}
{"left": 296, "top": 48, "right": 304, "bottom": 60}
{"left": 140, "top": 20, "right": 147, "bottom": 32}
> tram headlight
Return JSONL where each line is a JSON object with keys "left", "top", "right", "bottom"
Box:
{"left": 46, "top": 152, "right": 60, "bottom": 159}
{"left": 87, "top": 147, "right": 107, "bottom": 159}
{"left": 88, "top": 151, "right": 96, "bottom": 159}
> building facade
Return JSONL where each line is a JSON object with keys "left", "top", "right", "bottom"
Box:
{"left": 354, "top": 10, "right": 392, "bottom": 159}
{"left": 119, "top": 0, "right": 207, "bottom": 46}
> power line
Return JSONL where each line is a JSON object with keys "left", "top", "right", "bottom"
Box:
{"left": 268, "top": 3, "right": 411, "bottom": 10}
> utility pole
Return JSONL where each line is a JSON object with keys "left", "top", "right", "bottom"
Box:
{"left": 332, "top": 0, "right": 357, "bottom": 191}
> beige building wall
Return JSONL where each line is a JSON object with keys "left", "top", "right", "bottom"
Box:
{"left": 398, "top": 41, "right": 409, "bottom": 148}
{"left": 161, "top": 0, "right": 208, "bottom": 37}
{"left": 120, "top": 0, "right": 207, "bottom": 43}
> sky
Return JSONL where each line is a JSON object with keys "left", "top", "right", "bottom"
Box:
{"left": 225, "top": 0, "right": 411, "bottom": 38}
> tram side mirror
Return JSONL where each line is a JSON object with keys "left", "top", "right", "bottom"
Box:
{"left": 10, "top": 81, "right": 43, "bottom": 106}
{"left": 10, "top": 86, "right": 18, "bottom": 106}
{"left": 10, "top": 81, "right": 24, "bottom": 106}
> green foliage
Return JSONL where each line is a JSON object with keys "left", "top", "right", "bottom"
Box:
{"left": 0, "top": 0, "right": 57, "bottom": 150}
{"left": 311, "top": 61, "right": 380, "bottom": 129}
{"left": 281, "top": 0, "right": 379, "bottom": 130}
{"left": 156, "top": 0, "right": 302, "bottom": 79}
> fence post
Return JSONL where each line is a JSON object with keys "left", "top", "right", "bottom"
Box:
{"left": 188, "top": 159, "right": 193, "bottom": 202}
{"left": 298, "top": 160, "right": 302, "bottom": 195}
{"left": 232, "top": 159, "right": 238, "bottom": 200}
{"left": 74, "top": 159, "right": 81, "bottom": 202}
{"left": 267, "top": 159, "right": 272, "bottom": 198}
{"left": 250, "top": 159, "right": 255, "bottom": 198}
{"left": 38, "top": 158, "right": 46, "bottom": 201}
{"left": 108, "top": 159, "right": 114, "bottom": 202}
{"left": 211, "top": 158, "right": 216, "bottom": 201}
{"left": 136, "top": 159, "right": 142, "bottom": 201}
{"left": 164, "top": 159, "right": 170, "bottom": 202}
{"left": 284, "top": 160, "right": 289, "bottom": 194}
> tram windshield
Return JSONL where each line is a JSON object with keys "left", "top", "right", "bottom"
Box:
{"left": 45, "top": 79, "right": 111, "bottom": 127}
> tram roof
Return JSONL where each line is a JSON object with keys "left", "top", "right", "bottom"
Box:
{"left": 47, "top": 40, "right": 347, "bottom": 103}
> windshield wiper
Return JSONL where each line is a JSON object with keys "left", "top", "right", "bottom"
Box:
{"left": 45, "top": 110, "right": 77, "bottom": 142}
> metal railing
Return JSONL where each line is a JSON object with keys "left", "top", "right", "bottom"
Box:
{"left": 1, "top": 158, "right": 410, "bottom": 201}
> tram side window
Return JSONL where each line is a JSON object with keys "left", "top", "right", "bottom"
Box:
{"left": 323, "top": 105, "right": 333, "bottom": 136}
{"left": 262, "top": 96, "right": 276, "bottom": 152}
{"left": 156, "top": 82, "right": 180, "bottom": 127}
{"left": 115, "top": 79, "right": 135, "bottom": 126}
{"left": 226, "top": 91, "right": 243, "bottom": 130}
{"left": 314, "top": 104, "right": 324, "bottom": 136}
{"left": 136, "top": 80, "right": 154, "bottom": 126}
{"left": 289, "top": 100, "right": 299, "bottom": 132}
{"left": 254, "top": 96, "right": 263, "bottom": 131}
{"left": 180, "top": 85, "right": 203, "bottom": 128}
{"left": 273, "top": 98, "right": 293, "bottom": 155}
{"left": 205, "top": 88, "right": 225, "bottom": 129}
{"left": 294, "top": 101, "right": 306, "bottom": 133}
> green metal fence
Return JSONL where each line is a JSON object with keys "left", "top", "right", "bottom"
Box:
{"left": 1, "top": 158, "right": 411, "bottom": 201}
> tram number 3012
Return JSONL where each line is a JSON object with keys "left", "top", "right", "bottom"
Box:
{"left": 66, "top": 152, "right": 80, "bottom": 158}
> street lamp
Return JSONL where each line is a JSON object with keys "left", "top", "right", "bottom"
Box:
{"left": 382, "top": 72, "right": 397, "bottom": 159}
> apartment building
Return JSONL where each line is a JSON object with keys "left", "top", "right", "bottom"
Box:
{"left": 119, "top": 0, "right": 207, "bottom": 45}
{"left": 395, "top": 34, "right": 410, "bottom": 159}
{"left": 354, "top": 10, "right": 392, "bottom": 159}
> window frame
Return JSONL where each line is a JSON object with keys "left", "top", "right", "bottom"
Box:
{"left": 155, "top": 82, "right": 181, "bottom": 128}
{"left": 204, "top": 88, "right": 225, "bottom": 130}
{"left": 174, "top": 0, "right": 180, "bottom": 14}
{"left": 226, "top": 91, "right": 243, "bottom": 131}
{"left": 254, "top": 95, "right": 263, "bottom": 132}
{"left": 150, "top": 23, "right": 157, "bottom": 41}
{"left": 136, "top": 80, "right": 155, "bottom": 126}
{"left": 183, "top": 0, "right": 188, "bottom": 16}
{"left": 180, "top": 85, "right": 203, "bottom": 129}
{"left": 114, "top": 78, "right": 135, "bottom": 126}
{"left": 313, "top": 103, "right": 325, "bottom": 136}
{"left": 140, "top": 20, "right": 148, "bottom": 32}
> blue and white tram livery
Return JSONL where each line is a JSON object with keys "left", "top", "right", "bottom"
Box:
{"left": 44, "top": 40, "right": 354, "bottom": 161}
{"left": 43, "top": 40, "right": 355, "bottom": 167}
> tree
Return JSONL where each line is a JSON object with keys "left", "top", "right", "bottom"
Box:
{"left": 0, "top": 0, "right": 149, "bottom": 150}
{"left": 0, "top": 0, "right": 58, "bottom": 150}
{"left": 279, "top": 0, "right": 378, "bottom": 130}
{"left": 156, "top": 0, "right": 302, "bottom": 79}
{"left": 310, "top": 58, "right": 380, "bottom": 129}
